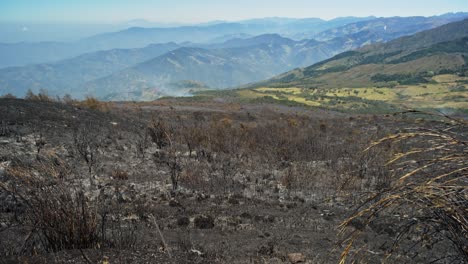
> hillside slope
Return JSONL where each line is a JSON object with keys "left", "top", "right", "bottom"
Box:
{"left": 252, "top": 19, "right": 468, "bottom": 89}
{"left": 0, "top": 35, "right": 337, "bottom": 99}
{"left": 225, "top": 19, "right": 468, "bottom": 113}
{"left": 0, "top": 43, "right": 180, "bottom": 98}
{"left": 85, "top": 36, "right": 340, "bottom": 100}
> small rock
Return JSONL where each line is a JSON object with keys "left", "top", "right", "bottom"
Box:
{"left": 321, "top": 210, "right": 335, "bottom": 221}
{"left": 119, "top": 193, "right": 132, "bottom": 203}
{"left": 190, "top": 248, "right": 203, "bottom": 256}
{"left": 196, "top": 193, "right": 207, "bottom": 201}
{"left": 288, "top": 253, "right": 306, "bottom": 263}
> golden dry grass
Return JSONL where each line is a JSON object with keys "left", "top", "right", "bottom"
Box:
{"left": 243, "top": 74, "right": 468, "bottom": 112}
{"left": 339, "top": 112, "right": 467, "bottom": 263}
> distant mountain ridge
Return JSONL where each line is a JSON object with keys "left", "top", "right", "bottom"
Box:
{"left": 0, "top": 17, "right": 370, "bottom": 68}
{"left": 312, "top": 13, "right": 468, "bottom": 42}
{"left": 249, "top": 18, "right": 468, "bottom": 89}
{"left": 0, "top": 43, "right": 180, "bottom": 97}
{"left": 1, "top": 13, "right": 466, "bottom": 68}
{"left": 1, "top": 14, "right": 468, "bottom": 101}
{"left": 0, "top": 32, "right": 392, "bottom": 99}
{"left": 84, "top": 35, "right": 340, "bottom": 100}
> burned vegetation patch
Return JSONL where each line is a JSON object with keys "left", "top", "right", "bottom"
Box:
{"left": 0, "top": 98, "right": 465, "bottom": 263}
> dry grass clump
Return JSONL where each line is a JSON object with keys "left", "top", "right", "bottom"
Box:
{"left": 339, "top": 112, "right": 467, "bottom": 263}
{"left": 79, "top": 96, "right": 113, "bottom": 112}
{"left": 24, "top": 89, "right": 55, "bottom": 102}
{"left": 0, "top": 155, "right": 100, "bottom": 252}
{"left": 0, "top": 93, "right": 17, "bottom": 99}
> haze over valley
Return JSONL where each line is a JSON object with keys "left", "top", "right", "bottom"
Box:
{"left": 1, "top": 12, "right": 467, "bottom": 101}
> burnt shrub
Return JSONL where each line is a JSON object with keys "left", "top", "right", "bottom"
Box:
{"left": 194, "top": 215, "right": 215, "bottom": 229}
{"left": 1, "top": 156, "right": 100, "bottom": 252}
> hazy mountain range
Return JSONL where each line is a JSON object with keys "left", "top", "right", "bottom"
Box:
{"left": 0, "top": 43, "right": 180, "bottom": 98}
{"left": 0, "top": 13, "right": 467, "bottom": 100}
{"left": 0, "top": 16, "right": 372, "bottom": 68}
{"left": 1, "top": 13, "right": 467, "bottom": 68}
{"left": 250, "top": 18, "right": 468, "bottom": 89}
{"left": 85, "top": 35, "right": 336, "bottom": 100}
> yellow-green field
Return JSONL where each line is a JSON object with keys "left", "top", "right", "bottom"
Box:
{"left": 236, "top": 74, "right": 468, "bottom": 112}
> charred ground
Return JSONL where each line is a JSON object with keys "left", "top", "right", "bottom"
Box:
{"left": 0, "top": 98, "right": 465, "bottom": 263}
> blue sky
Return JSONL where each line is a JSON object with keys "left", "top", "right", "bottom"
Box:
{"left": 1, "top": 0, "right": 467, "bottom": 23}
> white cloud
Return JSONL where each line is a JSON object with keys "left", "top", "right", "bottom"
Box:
{"left": 21, "top": 26, "right": 29, "bottom": 32}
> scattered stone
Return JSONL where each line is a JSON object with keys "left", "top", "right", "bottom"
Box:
{"left": 196, "top": 193, "right": 208, "bottom": 201}
{"left": 288, "top": 253, "right": 306, "bottom": 263}
{"left": 190, "top": 248, "right": 203, "bottom": 256}
{"left": 119, "top": 192, "right": 132, "bottom": 203}
{"left": 321, "top": 210, "right": 335, "bottom": 221}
